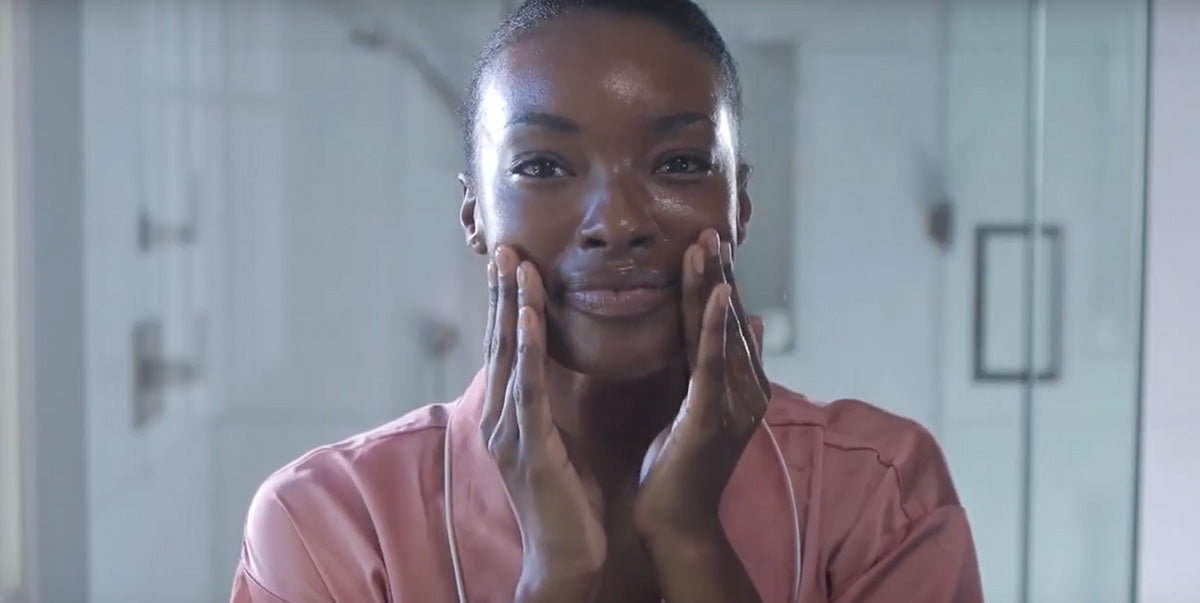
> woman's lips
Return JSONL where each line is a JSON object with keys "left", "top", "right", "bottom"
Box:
{"left": 565, "top": 287, "right": 672, "bottom": 318}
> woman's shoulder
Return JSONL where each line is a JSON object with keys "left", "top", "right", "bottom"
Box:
{"left": 763, "top": 384, "right": 980, "bottom": 599}
{"left": 762, "top": 388, "right": 980, "bottom": 599}
{"left": 767, "top": 383, "right": 938, "bottom": 448}
{"left": 764, "top": 383, "right": 960, "bottom": 510}
{"left": 253, "top": 402, "right": 453, "bottom": 506}
{"left": 236, "top": 403, "right": 459, "bottom": 600}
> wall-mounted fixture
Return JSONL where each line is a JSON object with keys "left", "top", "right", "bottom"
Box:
{"left": 132, "top": 318, "right": 203, "bottom": 429}
{"left": 139, "top": 176, "right": 201, "bottom": 253}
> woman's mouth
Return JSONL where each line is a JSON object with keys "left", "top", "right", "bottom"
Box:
{"left": 565, "top": 287, "right": 673, "bottom": 318}
{"left": 562, "top": 266, "right": 675, "bottom": 319}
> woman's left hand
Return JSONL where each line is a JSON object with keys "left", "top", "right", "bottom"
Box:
{"left": 633, "top": 228, "right": 770, "bottom": 545}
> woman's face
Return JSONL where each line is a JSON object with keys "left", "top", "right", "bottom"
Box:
{"left": 460, "top": 10, "right": 751, "bottom": 380}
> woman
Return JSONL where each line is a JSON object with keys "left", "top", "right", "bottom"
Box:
{"left": 230, "top": 1, "right": 983, "bottom": 601}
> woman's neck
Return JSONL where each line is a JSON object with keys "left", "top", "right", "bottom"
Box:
{"left": 543, "top": 360, "right": 689, "bottom": 493}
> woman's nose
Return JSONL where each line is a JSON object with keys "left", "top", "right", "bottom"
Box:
{"left": 576, "top": 173, "right": 658, "bottom": 252}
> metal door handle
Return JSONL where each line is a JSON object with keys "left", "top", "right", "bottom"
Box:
{"left": 132, "top": 318, "right": 204, "bottom": 428}
{"left": 138, "top": 196, "right": 197, "bottom": 252}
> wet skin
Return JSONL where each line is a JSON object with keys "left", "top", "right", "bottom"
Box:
{"left": 459, "top": 10, "right": 769, "bottom": 603}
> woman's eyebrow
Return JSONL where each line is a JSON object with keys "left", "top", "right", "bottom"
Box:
{"left": 504, "top": 111, "right": 714, "bottom": 135}
{"left": 650, "top": 111, "right": 715, "bottom": 134}
{"left": 507, "top": 111, "right": 582, "bottom": 133}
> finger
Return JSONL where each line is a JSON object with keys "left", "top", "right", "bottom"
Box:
{"left": 680, "top": 243, "right": 706, "bottom": 370}
{"left": 725, "top": 300, "right": 766, "bottom": 423}
{"left": 714, "top": 238, "right": 751, "bottom": 343}
{"left": 515, "top": 261, "right": 548, "bottom": 439}
{"left": 517, "top": 261, "right": 546, "bottom": 315}
{"left": 720, "top": 241, "right": 771, "bottom": 396}
{"left": 483, "top": 247, "right": 519, "bottom": 442}
{"left": 749, "top": 314, "right": 765, "bottom": 360}
{"left": 685, "top": 283, "right": 731, "bottom": 426}
{"left": 700, "top": 229, "right": 724, "bottom": 297}
{"left": 480, "top": 260, "right": 502, "bottom": 439}
{"left": 483, "top": 261, "right": 498, "bottom": 360}
{"left": 515, "top": 262, "right": 550, "bottom": 443}
{"left": 513, "top": 306, "right": 554, "bottom": 443}
{"left": 718, "top": 241, "right": 751, "bottom": 345}
{"left": 749, "top": 315, "right": 770, "bottom": 408}
{"left": 686, "top": 229, "right": 724, "bottom": 372}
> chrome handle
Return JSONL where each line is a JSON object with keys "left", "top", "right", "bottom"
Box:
{"left": 138, "top": 197, "right": 197, "bottom": 252}
{"left": 132, "top": 318, "right": 204, "bottom": 429}
{"left": 138, "top": 175, "right": 201, "bottom": 252}
{"left": 972, "top": 223, "right": 1064, "bottom": 382}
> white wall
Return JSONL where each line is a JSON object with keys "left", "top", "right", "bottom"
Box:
{"left": 1138, "top": 2, "right": 1200, "bottom": 601}
{"left": 82, "top": 0, "right": 216, "bottom": 600}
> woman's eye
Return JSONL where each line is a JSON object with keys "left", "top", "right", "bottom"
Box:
{"left": 655, "top": 155, "right": 713, "bottom": 175}
{"left": 511, "top": 158, "right": 569, "bottom": 178}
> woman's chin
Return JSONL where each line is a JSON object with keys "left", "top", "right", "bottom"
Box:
{"left": 559, "top": 350, "right": 675, "bottom": 381}
{"left": 547, "top": 312, "right": 683, "bottom": 381}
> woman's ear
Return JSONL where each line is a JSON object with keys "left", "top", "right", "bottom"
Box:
{"left": 459, "top": 173, "right": 488, "bottom": 255}
{"left": 736, "top": 163, "right": 753, "bottom": 245}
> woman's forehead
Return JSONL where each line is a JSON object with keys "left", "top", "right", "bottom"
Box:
{"left": 481, "top": 12, "right": 726, "bottom": 126}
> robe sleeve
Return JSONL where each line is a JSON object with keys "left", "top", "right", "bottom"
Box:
{"left": 825, "top": 418, "right": 984, "bottom": 603}
{"left": 229, "top": 483, "right": 337, "bottom": 603}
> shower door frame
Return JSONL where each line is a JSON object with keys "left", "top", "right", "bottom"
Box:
{"left": 0, "top": 0, "right": 30, "bottom": 600}
{"left": 1, "top": 0, "right": 90, "bottom": 601}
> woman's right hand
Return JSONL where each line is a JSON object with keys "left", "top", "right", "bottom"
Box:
{"left": 481, "top": 247, "right": 607, "bottom": 603}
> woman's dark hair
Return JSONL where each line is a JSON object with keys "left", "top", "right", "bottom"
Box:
{"left": 460, "top": 0, "right": 743, "bottom": 176}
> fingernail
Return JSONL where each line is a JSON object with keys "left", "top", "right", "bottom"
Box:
{"left": 496, "top": 247, "right": 512, "bottom": 276}
{"left": 493, "top": 247, "right": 505, "bottom": 273}
{"left": 720, "top": 241, "right": 733, "bottom": 266}
{"left": 690, "top": 247, "right": 705, "bottom": 275}
{"left": 487, "top": 261, "right": 497, "bottom": 286}
{"left": 706, "top": 231, "right": 720, "bottom": 256}
{"left": 719, "top": 283, "right": 732, "bottom": 305}
{"left": 517, "top": 263, "right": 528, "bottom": 288}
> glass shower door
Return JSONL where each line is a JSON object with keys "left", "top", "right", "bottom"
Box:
{"left": 940, "top": 0, "right": 1148, "bottom": 601}
{"left": 1025, "top": 0, "right": 1147, "bottom": 601}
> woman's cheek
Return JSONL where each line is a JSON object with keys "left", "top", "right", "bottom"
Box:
{"left": 652, "top": 190, "right": 737, "bottom": 242}
{"left": 487, "top": 207, "right": 578, "bottom": 267}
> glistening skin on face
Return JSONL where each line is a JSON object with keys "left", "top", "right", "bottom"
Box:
{"left": 458, "top": 10, "right": 753, "bottom": 382}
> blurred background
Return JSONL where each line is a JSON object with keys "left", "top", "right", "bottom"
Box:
{"left": 1, "top": 0, "right": 1197, "bottom": 601}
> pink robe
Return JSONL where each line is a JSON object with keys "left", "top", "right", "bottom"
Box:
{"left": 230, "top": 370, "right": 983, "bottom": 602}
